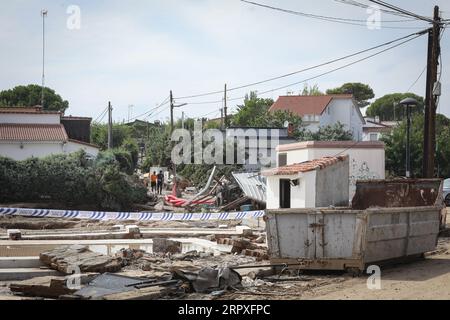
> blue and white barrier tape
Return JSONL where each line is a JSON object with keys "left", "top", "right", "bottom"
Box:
{"left": 0, "top": 208, "right": 265, "bottom": 221}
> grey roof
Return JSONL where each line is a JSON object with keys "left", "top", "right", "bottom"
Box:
{"left": 232, "top": 172, "right": 266, "bottom": 204}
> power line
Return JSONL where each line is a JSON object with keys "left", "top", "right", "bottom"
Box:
{"left": 335, "top": 0, "right": 420, "bottom": 19}
{"left": 93, "top": 106, "right": 109, "bottom": 123}
{"left": 126, "top": 96, "right": 170, "bottom": 123}
{"left": 180, "top": 30, "right": 427, "bottom": 105}
{"left": 175, "top": 29, "right": 427, "bottom": 100}
{"left": 367, "top": 0, "right": 434, "bottom": 23}
{"left": 406, "top": 65, "right": 427, "bottom": 93}
{"left": 242, "top": 0, "right": 424, "bottom": 26}
{"left": 147, "top": 104, "right": 171, "bottom": 120}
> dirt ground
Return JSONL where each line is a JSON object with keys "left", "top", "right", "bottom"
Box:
{"left": 218, "top": 237, "right": 450, "bottom": 300}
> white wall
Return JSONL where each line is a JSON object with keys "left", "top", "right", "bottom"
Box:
{"left": 0, "top": 113, "right": 60, "bottom": 124}
{"left": 266, "top": 172, "right": 316, "bottom": 210}
{"left": 65, "top": 141, "right": 99, "bottom": 157}
{"left": 280, "top": 144, "right": 385, "bottom": 199}
{"left": 0, "top": 142, "right": 64, "bottom": 161}
{"left": 314, "top": 99, "right": 364, "bottom": 141}
{"left": 362, "top": 132, "right": 382, "bottom": 142}
{"left": 0, "top": 141, "right": 99, "bottom": 161}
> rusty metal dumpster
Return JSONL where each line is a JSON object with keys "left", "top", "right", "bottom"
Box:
{"left": 265, "top": 179, "right": 445, "bottom": 271}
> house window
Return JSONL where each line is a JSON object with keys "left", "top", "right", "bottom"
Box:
{"left": 370, "top": 133, "right": 378, "bottom": 141}
{"left": 279, "top": 179, "right": 291, "bottom": 209}
{"left": 278, "top": 153, "right": 287, "bottom": 167}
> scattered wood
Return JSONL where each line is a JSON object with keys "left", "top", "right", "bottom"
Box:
{"left": 221, "top": 196, "right": 250, "bottom": 212}
{"left": 40, "top": 245, "right": 123, "bottom": 274}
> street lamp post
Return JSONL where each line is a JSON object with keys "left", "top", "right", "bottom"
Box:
{"left": 399, "top": 98, "right": 418, "bottom": 178}
{"left": 169, "top": 91, "right": 187, "bottom": 197}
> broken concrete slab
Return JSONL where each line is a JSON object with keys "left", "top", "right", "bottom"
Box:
{"left": 40, "top": 245, "right": 123, "bottom": 274}
{"left": 102, "top": 285, "right": 175, "bottom": 300}
{"left": 7, "top": 229, "right": 22, "bottom": 240}
{"left": 9, "top": 274, "right": 97, "bottom": 299}
{"left": 152, "top": 239, "right": 182, "bottom": 254}
{"left": 0, "top": 257, "right": 43, "bottom": 269}
{"left": 0, "top": 268, "right": 61, "bottom": 281}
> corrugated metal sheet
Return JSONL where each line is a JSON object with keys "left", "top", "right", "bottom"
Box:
{"left": 232, "top": 172, "right": 266, "bottom": 204}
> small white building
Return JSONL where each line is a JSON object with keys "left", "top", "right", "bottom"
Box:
{"left": 276, "top": 141, "right": 385, "bottom": 199}
{"left": 0, "top": 107, "right": 99, "bottom": 161}
{"left": 362, "top": 117, "right": 395, "bottom": 142}
{"left": 270, "top": 94, "right": 365, "bottom": 141}
{"left": 262, "top": 155, "right": 349, "bottom": 209}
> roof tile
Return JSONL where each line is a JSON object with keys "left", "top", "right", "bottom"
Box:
{"left": 0, "top": 124, "right": 68, "bottom": 142}
{"left": 269, "top": 94, "right": 353, "bottom": 116}
{"left": 262, "top": 155, "right": 348, "bottom": 176}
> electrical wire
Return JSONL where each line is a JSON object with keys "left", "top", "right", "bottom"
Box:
{"left": 189, "top": 31, "right": 426, "bottom": 106}
{"left": 93, "top": 106, "right": 108, "bottom": 123}
{"left": 406, "top": 65, "right": 427, "bottom": 93}
{"left": 175, "top": 29, "right": 427, "bottom": 100}
{"left": 242, "top": 0, "right": 425, "bottom": 28}
{"left": 126, "top": 96, "right": 170, "bottom": 122}
{"left": 335, "top": 0, "right": 417, "bottom": 19}
{"left": 367, "top": 0, "right": 434, "bottom": 23}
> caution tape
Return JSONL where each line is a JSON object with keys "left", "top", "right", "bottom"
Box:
{"left": 0, "top": 208, "right": 265, "bottom": 221}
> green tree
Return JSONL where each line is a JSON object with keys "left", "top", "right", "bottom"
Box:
{"left": 231, "top": 92, "right": 274, "bottom": 127}
{"left": 366, "top": 93, "right": 424, "bottom": 121}
{"left": 0, "top": 84, "right": 69, "bottom": 112}
{"left": 301, "top": 122, "right": 353, "bottom": 141}
{"left": 382, "top": 114, "right": 450, "bottom": 178}
{"left": 300, "top": 83, "right": 324, "bottom": 96}
{"left": 326, "top": 82, "right": 375, "bottom": 108}
{"left": 91, "top": 123, "right": 134, "bottom": 150}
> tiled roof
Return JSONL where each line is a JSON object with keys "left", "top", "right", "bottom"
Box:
{"left": 0, "top": 124, "right": 68, "bottom": 142}
{"left": 269, "top": 94, "right": 353, "bottom": 116}
{"left": 0, "top": 107, "right": 61, "bottom": 115}
{"left": 262, "top": 155, "right": 348, "bottom": 176}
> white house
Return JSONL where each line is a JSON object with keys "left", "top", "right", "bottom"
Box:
{"left": 0, "top": 107, "right": 99, "bottom": 161}
{"left": 362, "top": 117, "right": 395, "bottom": 142}
{"left": 270, "top": 94, "right": 365, "bottom": 141}
{"left": 262, "top": 155, "right": 350, "bottom": 209}
{"left": 275, "top": 141, "right": 385, "bottom": 199}
{"left": 225, "top": 127, "right": 297, "bottom": 170}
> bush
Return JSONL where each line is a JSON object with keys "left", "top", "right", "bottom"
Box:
{"left": 0, "top": 151, "right": 148, "bottom": 211}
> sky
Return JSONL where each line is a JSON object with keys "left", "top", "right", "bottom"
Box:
{"left": 1, "top": 0, "right": 449, "bottom": 123}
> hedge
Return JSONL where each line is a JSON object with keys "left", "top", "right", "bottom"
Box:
{"left": 0, "top": 150, "right": 148, "bottom": 211}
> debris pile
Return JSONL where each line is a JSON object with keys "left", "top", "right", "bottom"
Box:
{"left": 40, "top": 245, "right": 123, "bottom": 274}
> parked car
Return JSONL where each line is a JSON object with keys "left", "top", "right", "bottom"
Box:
{"left": 444, "top": 179, "right": 450, "bottom": 206}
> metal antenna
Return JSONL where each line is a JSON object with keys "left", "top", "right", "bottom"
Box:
{"left": 41, "top": 9, "right": 48, "bottom": 108}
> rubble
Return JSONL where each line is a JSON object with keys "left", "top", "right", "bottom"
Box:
{"left": 9, "top": 273, "right": 97, "bottom": 299}
{"left": 40, "top": 245, "right": 123, "bottom": 274}
{"left": 172, "top": 267, "right": 242, "bottom": 293}
{"left": 152, "top": 238, "right": 182, "bottom": 254}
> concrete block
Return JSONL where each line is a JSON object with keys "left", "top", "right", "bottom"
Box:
{"left": 0, "top": 268, "right": 61, "bottom": 281}
{"left": 0, "top": 257, "right": 43, "bottom": 269}
{"left": 111, "top": 225, "right": 125, "bottom": 231}
{"left": 236, "top": 226, "right": 253, "bottom": 236}
{"left": 7, "top": 229, "right": 22, "bottom": 241}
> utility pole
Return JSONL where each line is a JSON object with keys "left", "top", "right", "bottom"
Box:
{"left": 169, "top": 91, "right": 186, "bottom": 198}
{"left": 220, "top": 108, "right": 224, "bottom": 130}
{"left": 181, "top": 111, "right": 185, "bottom": 130}
{"left": 223, "top": 83, "right": 228, "bottom": 128}
{"left": 170, "top": 90, "right": 174, "bottom": 133}
{"left": 107, "top": 101, "right": 113, "bottom": 149}
{"left": 423, "top": 6, "right": 441, "bottom": 178}
{"left": 128, "top": 105, "right": 134, "bottom": 123}
{"left": 41, "top": 9, "right": 48, "bottom": 108}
